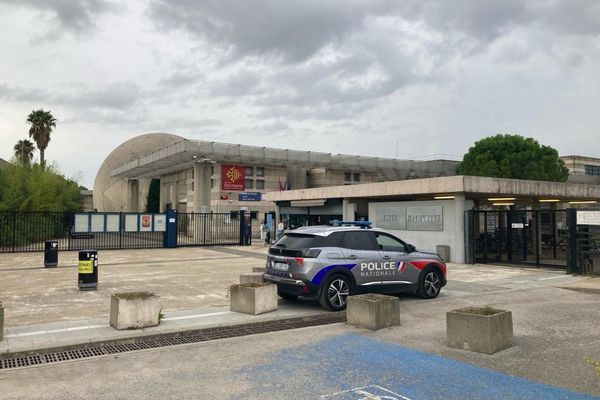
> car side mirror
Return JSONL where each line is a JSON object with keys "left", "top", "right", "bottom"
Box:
{"left": 407, "top": 244, "right": 416, "bottom": 253}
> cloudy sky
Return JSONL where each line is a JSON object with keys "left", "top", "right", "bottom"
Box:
{"left": 1, "top": 0, "right": 599, "bottom": 188}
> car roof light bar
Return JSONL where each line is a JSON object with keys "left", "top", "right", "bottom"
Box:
{"left": 330, "top": 220, "right": 372, "bottom": 229}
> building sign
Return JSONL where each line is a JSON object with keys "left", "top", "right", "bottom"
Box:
{"left": 577, "top": 211, "right": 600, "bottom": 226}
{"left": 373, "top": 205, "right": 443, "bottom": 231}
{"left": 239, "top": 192, "right": 262, "bottom": 201}
{"left": 406, "top": 206, "right": 443, "bottom": 231}
{"left": 375, "top": 207, "right": 407, "bottom": 230}
{"left": 221, "top": 165, "right": 245, "bottom": 191}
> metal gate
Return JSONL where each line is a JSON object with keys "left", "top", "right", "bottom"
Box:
{"left": 177, "top": 212, "right": 242, "bottom": 246}
{"left": 467, "top": 210, "right": 569, "bottom": 268}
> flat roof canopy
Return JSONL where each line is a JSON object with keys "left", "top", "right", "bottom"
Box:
{"left": 263, "top": 175, "right": 600, "bottom": 203}
{"left": 109, "top": 139, "right": 456, "bottom": 179}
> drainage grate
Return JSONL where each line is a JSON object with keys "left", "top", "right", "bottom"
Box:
{"left": 0, "top": 313, "right": 345, "bottom": 371}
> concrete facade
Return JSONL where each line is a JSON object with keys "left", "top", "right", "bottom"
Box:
{"left": 97, "top": 134, "right": 459, "bottom": 216}
{"left": 265, "top": 175, "right": 600, "bottom": 263}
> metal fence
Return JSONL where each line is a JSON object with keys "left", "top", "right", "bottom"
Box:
{"left": 0, "top": 211, "right": 244, "bottom": 253}
{"left": 571, "top": 224, "right": 600, "bottom": 274}
{"left": 177, "top": 212, "right": 242, "bottom": 246}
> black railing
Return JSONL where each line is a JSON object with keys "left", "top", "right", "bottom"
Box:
{"left": 0, "top": 211, "right": 245, "bottom": 253}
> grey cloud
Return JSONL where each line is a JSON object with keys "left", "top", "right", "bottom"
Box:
{"left": 0, "top": 0, "right": 118, "bottom": 33}
{"left": 149, "top": 0, "right": 397, "bottom": 63}
{"left": 0, "top": 81, "right": 140, "bottom": 111}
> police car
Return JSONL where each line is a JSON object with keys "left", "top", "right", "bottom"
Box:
{"left": 263, "top": 222, "right": 447, "bottom": 311}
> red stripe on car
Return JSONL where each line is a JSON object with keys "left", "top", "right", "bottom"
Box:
{"left": 409, "top": 260, "right": 447, "bottom": 277}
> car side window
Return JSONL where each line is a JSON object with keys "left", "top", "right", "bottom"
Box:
{"left": 341, "top": 231, "right": 377, "bottom": 251}
{"left": 374, "top": 232, "right": 407, "bottom": 253}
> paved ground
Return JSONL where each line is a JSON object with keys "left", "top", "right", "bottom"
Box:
{"left": 1, "top": 246, "right": 600, "bottom": 398}
{"left": 0, "top": 246, "right": 268, "bottom": 326}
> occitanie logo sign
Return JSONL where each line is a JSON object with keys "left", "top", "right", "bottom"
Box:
{"left": 221, "top": 165, "right": 245, "bottom": 191}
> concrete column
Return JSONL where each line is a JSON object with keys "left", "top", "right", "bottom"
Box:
{"left": 454, "top": 195, "right": 471, "bottom": 264}
{"left": 342, "top": 198, "right": 355, "bottom": 221}
{"left": 127, "top": 179, "right": 139, "bottom": 212}
{"left": 193, "top": 163, "right": 212, "bottom": 213}
{"left": 159, "top": 181, "right": 166, "bottom": 212}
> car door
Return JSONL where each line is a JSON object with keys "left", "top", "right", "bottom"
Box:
{"left": 373, "top": 231, "right": 413, "bottom": 289}
{"left": 339, "top": 230, "right": 382, "bottom": 287}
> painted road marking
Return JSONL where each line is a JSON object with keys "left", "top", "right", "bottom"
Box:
{"left": 236, "top": 334, "right": 599, "bottom": 399}
{"left": 162, "top": 311, "right": 231, "bottom": 321}
{"left": 6, "top": 311, "right": 233, "bottom": 338}
{"left": 321, "top": 385, "right": 413, "bottom": 400}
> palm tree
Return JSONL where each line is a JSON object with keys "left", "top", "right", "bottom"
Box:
{"left": 14, "top": 139, "right": 36, "bottom": 165}
{"left": 26, "top": 109, "right": 57, "bottom": 168}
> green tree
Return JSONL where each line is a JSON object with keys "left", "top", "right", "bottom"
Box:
{"left": 145, "top": 179, "right": 160, "bottom": 212}
{"left": 458, "top": 134, "right": 569, "bottom": 182}
{"left": 26, "top": 109, "right": 57, "bottom": 168}
{"left": 0, "top": 163, "right": 82, "bottom": 212}
{"left": 13, "top": 139, "right": 36, "bottom": 166}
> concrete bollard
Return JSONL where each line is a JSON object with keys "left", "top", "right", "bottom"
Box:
{"left": 347, "top": 294, "right": 400, "bottom": 331}
{"left": 110, "top": 292, "right": 162, "bottom": 330}
{"left": 240, "top": 272, "right": 264, "bottom": 284}
{"left": 446, "top": 306, "right": 513, "bottom": 354}
{"left": 230, "top": 283, "right": 278, "bottom": 315}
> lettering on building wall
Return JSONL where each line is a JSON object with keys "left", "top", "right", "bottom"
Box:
{"left": 374, "top": 205, "right": 443, "bottom": 231}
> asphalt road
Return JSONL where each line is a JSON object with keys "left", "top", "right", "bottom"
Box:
{"left": 0, "top": 323, "right": 598, "bottom": 400}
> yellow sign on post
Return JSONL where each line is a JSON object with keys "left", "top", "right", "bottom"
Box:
{"left": 78, "top": 260, "right": 94, "bottom": 274}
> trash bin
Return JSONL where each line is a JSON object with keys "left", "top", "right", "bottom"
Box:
{"left": 44, "top": 240, "right": 58, "bottom": 268}
{"left": 78, "top": 249, "right": 98, "bottom": 291}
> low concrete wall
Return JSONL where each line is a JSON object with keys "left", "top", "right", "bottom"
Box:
{"left": 240, "top": 273, "right": 264, "bottom": 284}
{"left": 110, "top": 292, "right": 161, "bottom": 330}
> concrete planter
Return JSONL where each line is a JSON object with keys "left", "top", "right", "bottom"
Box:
{"left": 239, "top": 272, "right": 264, "bottom": 284}
{"left": 0, "top": 301, "right": 4, "bottom": 341}
{"left": 447, "top": 306, "right": 513, "bottom": 354}
{"left": 230, "top": 283, "right": 277, "bottom": 315}
{"left": 347, "top": 294, "right": 400, "bottom": 331}
{"left": 110, "top": 292, "right": 161, "bottom": 330}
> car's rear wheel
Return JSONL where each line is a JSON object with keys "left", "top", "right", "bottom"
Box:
{"left": 319, "top": 274, "right": 351, "bottom": 311}
{"left": 417, "top": 267, "right": 442, "bottom": 299}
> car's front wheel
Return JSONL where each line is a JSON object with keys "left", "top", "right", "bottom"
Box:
{"left": 417, "top": 267, "right": 442, "bottom": 299}
{"left": 319, "top": 274, "right": 351, "bottom": 311}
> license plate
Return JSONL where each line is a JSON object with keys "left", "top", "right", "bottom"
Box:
{"left": 272, "top": 261, "right": 288, "bottom": 271}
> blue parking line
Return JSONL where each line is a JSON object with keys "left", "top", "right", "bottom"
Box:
{"left": 236, "top": 334, "right": 599, "bottom": 399}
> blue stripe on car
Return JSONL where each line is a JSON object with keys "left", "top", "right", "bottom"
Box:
{"left": 311, "top": 264, "right": 356, "bottom": 285}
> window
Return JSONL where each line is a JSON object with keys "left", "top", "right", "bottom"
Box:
{"left": 210, "top": 179, "right": 214, "bottom": 189}
{"left": 341, "top": 231, "right": 376, "bottom": 251}
{"left": 256, "top": 167, "right": 265, "bottom": 177}
{"left": 245, "top": 166, "right": 254, "bottom": 176}
{"left": 585, "top": 165, "right": 600, "bottom": 176}
{"left": 344, "top": 172, "right": 361, "bottom": 184}
{"left": 374, "top": 232, "right": 406, "bottom": 253}
{"left": 245, "top": 179, "right": 254, "bottom": 189}
{"left": 256, "top": 180, "right": 265, "bottom": 190}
